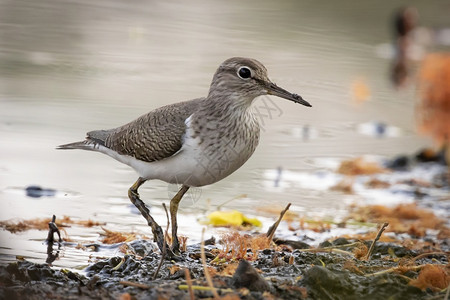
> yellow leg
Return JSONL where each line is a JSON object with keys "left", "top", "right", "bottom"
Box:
{"left": 128, "top": 177, "right": 174, "bottom": 258}
{"left": 170, "top": 185, "right": 190, "bottom": 254}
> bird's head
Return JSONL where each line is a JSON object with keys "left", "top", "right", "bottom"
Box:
{"left": 208, "top": 57, "right": 311, "bottom": 108}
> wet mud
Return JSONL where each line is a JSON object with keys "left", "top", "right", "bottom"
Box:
{"left": 1, "top": 235, "right": 448, "bottom": 300}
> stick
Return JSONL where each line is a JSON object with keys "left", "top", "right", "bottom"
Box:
{"left": 119, "top": 280, "right": 150, "bottom": 289}
{"left": 444, "top": 283, "right": 450, "bottom": 300}
{"left": 365, "top": 265, "right": 424, "bottom": 277}
{"left": 364, "top": 222, "right": 388, "bottom": 260}
{"left": 153, "top": 203, "right": 170, "bottom": 280}
{"left": 201, "top": 228, "right": 219, "bottom": 299}
{"left": 184, "top": 268, "right": 195, "bottom": 300}
{"left": 267, "top": 203, "right": 291, "bottom": 242}
{"left": 178, "top": 285, "right": 234, "bottom": 293}
{"left": 411, "top": 252, "right": 447, "bottom": 262}
{"left": 318, "top": 242, "right": 362, "bottom": 249}
{"left": 112, "top": 257, "right": 125, "bottom": 271}
{"left": 46, "top": 215, "right": 62, "bottom": 243}
{"left": 297, "top": 248, "right": 354, "bottom": 256}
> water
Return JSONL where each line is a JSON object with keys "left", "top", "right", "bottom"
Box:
{"left": 0, "top": 0, "right": 448, "bottom": 268}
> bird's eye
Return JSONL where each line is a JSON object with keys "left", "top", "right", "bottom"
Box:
{"left": 237, "top": 66, "right": 252, "bottom": 79}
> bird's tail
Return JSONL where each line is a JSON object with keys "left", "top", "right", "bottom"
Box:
{"left": 56, "top": 140, "right": 99, "bottom": 151}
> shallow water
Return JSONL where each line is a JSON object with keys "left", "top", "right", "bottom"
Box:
{"left": 1, "top": 0, "right": 449, "bottom": 268}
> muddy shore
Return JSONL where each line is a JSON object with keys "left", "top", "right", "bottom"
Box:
{"left": 1, "top": 232, "right": 449, "bottom": 299}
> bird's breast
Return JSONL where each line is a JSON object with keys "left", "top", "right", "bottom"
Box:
{"left": 179, "top": 112, "right": 260, "bottom": 186}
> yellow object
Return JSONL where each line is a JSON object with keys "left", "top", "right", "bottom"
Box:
{"left": 206, "top": 210, "right": 262, "bottom": 227}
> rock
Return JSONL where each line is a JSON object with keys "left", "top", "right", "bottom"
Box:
{"left": 128, "top": 239, "right": 156, "bottom": 257}
{"left": 273, "top": 239, "right": 310, "bottom": 249}
{"left": 332, "top": 237, "right": 349, "bottom": 246}
{"left": 302, "top": 266, "right": 354, "bottom": 298}
{"left": 386, "top": 155, "right": 409, "bottom": 170}
{"left": 204, "top": 236, "right": 216, "bottom": 245}
{"left": 232, "top": 260, "right": 270, "bottom": 292}
{"left": 318, "top": 240, "right": 332, "bottom": 248}
{"left": 262, "top": 249, "right": 272, "bottom": 255}
{"left": 25, "top": 185, "right": 56, "bottom": 198}
{"left": 371, "top": 242, "right": 419, "bottom": 257}
{"left": 416, "top": 148, "right": 439, "bottom": 163}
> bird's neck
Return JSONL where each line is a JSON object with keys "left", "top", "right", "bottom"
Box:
{"left": 192, "top": 94, "right": 260, "bottom": 136}
{"left": 203, "top": 92, "right": 256, "bottom": 117}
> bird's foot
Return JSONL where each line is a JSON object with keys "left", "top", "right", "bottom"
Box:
{"left": 128, "top": 186, "right": 177, "bottom": 259}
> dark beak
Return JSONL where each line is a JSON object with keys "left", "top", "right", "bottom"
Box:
{"left": 266, "top": 82, "right": 312, "bottom": 107}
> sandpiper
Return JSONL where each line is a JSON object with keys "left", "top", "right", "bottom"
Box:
{"left": 58, "top": 57, "right": 312, "bottom": 257}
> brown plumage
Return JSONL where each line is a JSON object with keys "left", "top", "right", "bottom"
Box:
{"left": 98, "top": 98, "right": 204, "bottom": 162}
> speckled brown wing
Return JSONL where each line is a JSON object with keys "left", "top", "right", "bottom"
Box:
{"left": 87, "top": 98, "right": 204, "bottom": 163}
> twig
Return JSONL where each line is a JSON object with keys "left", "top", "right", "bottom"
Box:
{"left": 411, "top": 251, "right": 448, "bottom": 262}
{"left": 153, "top": 203, "right": 170, "bottom": 280}
{"left": 297, "top": 248, "right": 354, "bottom": 257}
{"left": 319, "top": 285, "right": 335, "bottom": 300}
{"left": 46, "top": 215, "right": 62, "bottom": 243}
{"left": 184, "top": 268, "right": 195, "bottom": 300}
{"left": 119, "top": 280, "right": 150, "bottom": 289}
{"left": 294, "top": 241, "right": 364, "bottom": 256}
{"left": 364, "top": 222, "right": 388, "bottom": 260}
{"left": 267, "top": 203, "right": 291, "bottom": 242}
{"left": 201, "top": 228, "right": 219, "bottom": 299}
{"left": 178, "top": 285, "right": 234, "bottom": 293}
{"left": 318, "top": 242, "right": 362, "bottom": 249}
{"left": 45, "top": 215, "right": 62, "bottom": 265}
{"left": 444, "top": 283, "right": 450, "bottom": 300}
{"left": 112, "top": 257, "right": 125, "bottom": 271}
{"left": 396, "top": 274, "right": 413, "bottom": 282}
{"left": 365, "top": 264, "right": 424, "bottom": 277}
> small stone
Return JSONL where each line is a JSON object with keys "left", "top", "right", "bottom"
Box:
{"left": 302, "top": 266, "right": 354, "bottom": 298}
{"left": 332, "top": 237, "right": 349, "bottom": 246}
{"left": 232, "top": 260, "right": 270, "bottom": 292}
{"left": 318, "top": 240, "right": 332, "bottom": 248}
{"left": 273, "top": 239, "right": 310, "bottom": 250}
{"left": 386, "top": 155, "right": 409, "bottom": 170}
{"left": 25, "top": 185, "right": 56, "bottom": 198}
{"left": 262, "top": 249, "right": 272, "bottom": 255}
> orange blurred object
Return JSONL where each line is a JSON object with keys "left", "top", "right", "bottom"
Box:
{"left": 409, "top": 264, "right": 450, "bottom": 291}
{"left": 416, "top": 53, "right": 450, "bottom": 146}
{"left": 350, "top": 78, "right": 371, "bottom": 103}
{"left": 337, "top": 157, "right": 387, "bottom": 176}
